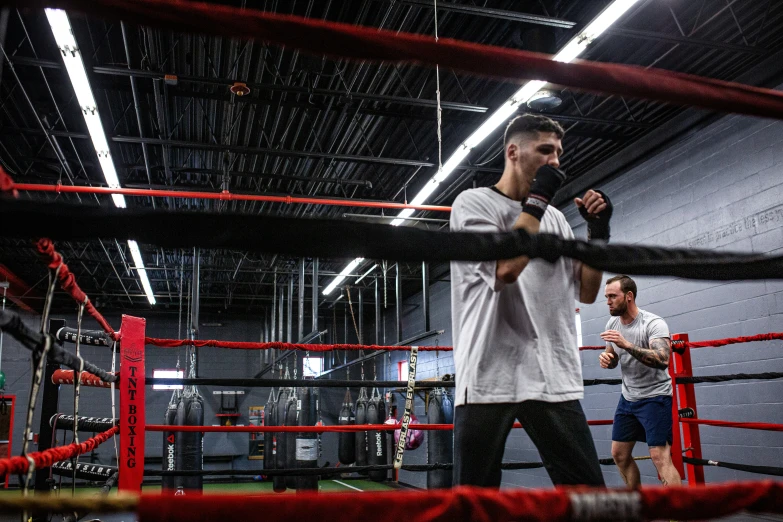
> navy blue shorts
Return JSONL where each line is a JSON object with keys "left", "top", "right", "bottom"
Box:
{"left": 612, "top": 395, "right": 672, "bottom": 447}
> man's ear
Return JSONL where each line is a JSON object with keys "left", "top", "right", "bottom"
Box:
{"left": 506, "top": 142, "right": 518, "bottom": 162}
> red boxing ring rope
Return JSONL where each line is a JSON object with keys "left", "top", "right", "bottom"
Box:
{"left": 13, "top": 184, "right": 451, "bottom": 212}
{"left": 35, "top": 238, "right": 117, "bottom": 339}
{"left": 133, "top": 481, "right": 783, "bottom": 522}
{"left": 20, "top": 0, "right": 783, "bottom": 121}
{"left": 145, "top": 338, "right": 452, "bottom": 351}
{"left": 146, "top": 420, "right": 613, "bottom": 433}
{"left": 0, "top": 426, "right": 118, "bottom": 477}
{"left": 682, "top": 332, "right": 783, "bottom": 349}
{"left": 681, "top": 418, "right": 783, "bottom": 432}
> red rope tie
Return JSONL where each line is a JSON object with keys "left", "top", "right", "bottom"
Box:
{"left": 35, "top": 238, "right": 118, "bottom": 339}
{"left": 52, "top": 369, "right": 116, "bottom": 388}
{"left": 0, "top": 426, "right": 118, "bottom": 477}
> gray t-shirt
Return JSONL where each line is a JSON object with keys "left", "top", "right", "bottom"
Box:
{"left": 605, "top": 309, "right": 671, "bottom": 401}
{"left": 450, "top": 187, "right": 583, "bottom": 407}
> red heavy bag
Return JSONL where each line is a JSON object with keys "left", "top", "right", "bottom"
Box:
{"left": 394, "top": 412, "right": 424, "bottom": 450}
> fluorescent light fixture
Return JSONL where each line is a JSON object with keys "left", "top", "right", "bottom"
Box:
{"left": 409, "top": 179, "right": 441, "bottom": 206}
{"left": 388, "top": 0, "right": 640, "bottom": 227}
{"left": 322, "top": 258, "right": 364, "bottom": 295}
{"left": 356, "top": 263, "right": 379, "bottom": 284}
{"left": 127, "top": 240, "right": 157, "bottom": 305}
{"left": 48, "top": 9, "right": 154, "bottom": 303}
{"left": 317, "top": 0, "right": 642, "bottom": 293}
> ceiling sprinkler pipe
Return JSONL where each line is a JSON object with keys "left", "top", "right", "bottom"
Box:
{"left": 14, "top": 184, "right": 452, "bottom": 213}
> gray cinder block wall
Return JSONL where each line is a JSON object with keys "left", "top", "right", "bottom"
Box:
{"left": 563, "top": 109, "right": 783, "bottom": 488}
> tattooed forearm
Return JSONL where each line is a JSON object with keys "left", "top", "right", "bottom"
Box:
{"left": 624, "top": 338, "right": 671, "bottom": 369}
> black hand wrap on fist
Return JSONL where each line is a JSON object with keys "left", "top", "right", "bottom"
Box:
{"left": 522, "top": 165, "right": 567, "bottom": 221}
{"left": 578, "top": 190, "right": 613, "bottom": 241}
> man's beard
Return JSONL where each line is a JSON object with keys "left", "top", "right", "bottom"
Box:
{"left": 610, "top": 301, "right": 627, "bottom": 316}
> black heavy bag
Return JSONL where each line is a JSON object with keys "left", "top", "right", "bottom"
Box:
{"left": 285, "top": 391, "right": 298, "bottom": 489}
{"left": 162, "top": 393, "right": 180, "bottom": 491}
{"left": 338, "top": 392, "right": 356, "bottom": 465}
{"left": 264, "top": 390, "right": 277, "bottom": 477}
{"left": 273, "top": 388, "right": 289, "bottom": 493}
{"left": 366, "top": 394, "right": 387, "bottom": 482}
{"left": 295, "top": 388, "right": 319, "bottom": 491}
{"left": 427, "top": 388, "right": 454, "bottom": 489}
{"left": 183, "top": 393, "right": 204, "bottom": 491}
{"left": 354, "top": 389, "right": 368, "bottom": 467}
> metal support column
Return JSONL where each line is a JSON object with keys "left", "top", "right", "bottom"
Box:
{"left": 422, "top": 262, "right": 430, "bottom": 333}
{"left": 395, "top": 263, "right": 403, "bottom": 344}
{"left": 311, "top": 258, "right": 319, "bottom": 334}
{"left": 33, "top": 319, "right": 64, "bottom": 502}
{"left": 298, "top": 258, "right": 305, "bottom": 342}
{"left": 358, "top": 289, "right": 364, "bottom": 345}
{"left": 375, "top": 276, "right": 381, "bottom": 345}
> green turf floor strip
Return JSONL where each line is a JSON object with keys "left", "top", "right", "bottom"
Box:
{"left": 0, "top": 479, "right": 396, "bottom": 496}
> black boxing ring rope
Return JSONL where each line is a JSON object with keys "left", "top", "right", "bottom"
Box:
{"left": 4, "top": 201, "right": 783, "bottom": 281}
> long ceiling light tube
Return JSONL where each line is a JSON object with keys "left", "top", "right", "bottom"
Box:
{"left": 45, "top": 8, "right": 156, "bottom": 306}
{"left": 325, "top": 0, "right": 641, "bottom": 288}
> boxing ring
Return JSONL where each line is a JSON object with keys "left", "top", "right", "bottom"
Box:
{"left": 1, "top": 0, "right": 783, "bottom": 519}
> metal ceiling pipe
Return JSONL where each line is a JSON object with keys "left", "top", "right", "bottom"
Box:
{"left": 120, "top": 22, "right": 155, "bottom": 208}
{"left": 14, "top": 183, "right": 451, "bottom": 212}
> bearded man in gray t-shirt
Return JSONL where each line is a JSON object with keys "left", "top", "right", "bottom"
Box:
{"left": 600, "top": 274, "right": 682, "bottom": 488}
{"left": 450, "top": 114, "right": 613, "bottom": 488}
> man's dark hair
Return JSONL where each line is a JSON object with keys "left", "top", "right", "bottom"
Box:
{"left": 606, "top": 275, "right": 637, "bottom": 299}
{"left": 503, "top": 114, "right": 565, "bottom": 146}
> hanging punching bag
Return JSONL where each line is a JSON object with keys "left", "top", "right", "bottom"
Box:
{"left": 366, "top": 393, "right": 387, "bottom": 482}
{"left": 285, "top": 391, "right": 298, "bottom": 489}
{"left": 264, "top": 390, "right": 277, "bottom": 479}
{"left": 338, "top": 391, "right": 356, "bottom": 465}
{"left": 427, "top": 388, "right": 454, "bottom": 489}
{"left": 273, "top": 388, "right": 289, "bottom": 493}
{"left": 185, "top": 393, "right": 204, "bottom": 491}
{"left": 354, "top": 389, "right": 368, "bottom": 467}
{"left": 162, "top": 393, "right": 180, "bottom": 492}
{"left": 295, "top": 388, "right": 318, "bottom": 491}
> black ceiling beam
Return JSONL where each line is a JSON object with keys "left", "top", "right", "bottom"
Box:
{"left": 390, "top": 0, "right": 576, "bottom": 29}
{"left": 9, "top": 56, "right": 484, "bottom": 113}
{"left": 605, "top": 28, "right": 768, "bottom": 55}
{"left": 109, "top": 135, "right": 503, "bottom": 172}
{"left": 124, "top": 167, "right": 373, "bottom": 188}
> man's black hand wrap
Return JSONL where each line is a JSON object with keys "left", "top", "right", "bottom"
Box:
{"left": 578, "top": 190, "right": 613, "bottom": 241}
{"left": 522, "top": 165, "right": 567, "bottom": 221}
